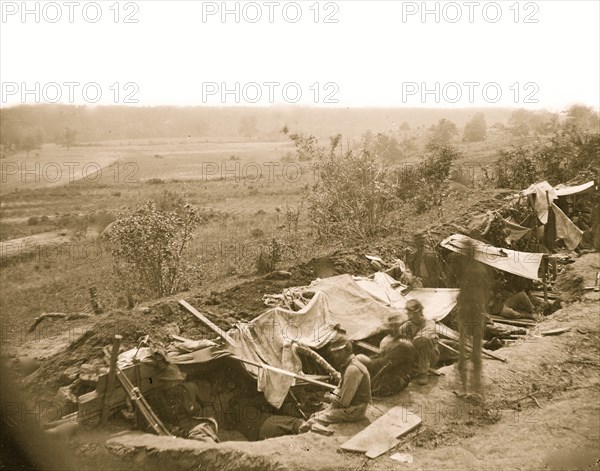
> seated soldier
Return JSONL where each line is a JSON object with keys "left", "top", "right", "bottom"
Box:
{"left": 381, "top": 300, "right": 439, "bottom": 385}
{"left": 303, "top": 335, "right": 371, "bottom": 428}
{"left": 145, "top": 365, "right": 219, "bottom": 442}
{"left": 356, "top": 339, "right": 416, "bottom": 396}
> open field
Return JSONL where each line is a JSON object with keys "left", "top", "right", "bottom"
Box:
{"left": 0, "top": 138, "right": 324, "bottom": 327}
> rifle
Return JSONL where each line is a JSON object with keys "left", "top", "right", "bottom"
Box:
{"left": 115, "top": 366, "right": 171, "bottom": 436}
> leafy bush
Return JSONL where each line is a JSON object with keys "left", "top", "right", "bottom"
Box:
{"left": 393, "top": 142, "right": 462, "bottom": 214}
{"left": 255, "top": 238, "right": 283, "bottom": 274}
{"left": 492, "top": 107, "right": 599, "bottom": 189}
{"left": 108, "top": 200, "right": 204, "bottom": 298}
{"left": 309, "top": 147, "right": 398, "bottom": 241}
{"left": 494, "top": 146, "right": 538, "bottom": 189}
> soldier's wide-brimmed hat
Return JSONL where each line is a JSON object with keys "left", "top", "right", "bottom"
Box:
{"left": 157, "top": 364, "right": 186, "bottom": 382}
{"left": 328, "top": 333, "right": 350, "bottom": 352}
{"left": 405, "top": 299, "right": 424, "bottom": 312}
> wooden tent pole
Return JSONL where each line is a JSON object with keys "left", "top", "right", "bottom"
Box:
{"left": 231, "top": 355, "right": 336, "bottom": 390}
{"left": 542, "top": 255, "right": 548, "bottom": 303}
{"left": 178, "top": 300, "right": 238, "bottom": 348}
{"left": 101, "top": 334, "right": 122, "bottom": 425}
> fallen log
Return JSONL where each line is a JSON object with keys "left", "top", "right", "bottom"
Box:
{"left": 29, "top": 312, "right": 92, "bottom": 332}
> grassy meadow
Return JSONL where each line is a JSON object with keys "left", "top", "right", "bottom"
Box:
{"left": 0, "top": 138, "right": 328, "bottom": 329}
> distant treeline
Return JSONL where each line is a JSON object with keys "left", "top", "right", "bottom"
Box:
{"left": 0, "top": 104, "right": 515, "bottom": 152}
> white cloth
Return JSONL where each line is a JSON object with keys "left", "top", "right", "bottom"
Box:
{"left": 552, "top": 203, "right": 583, "bottom": 250}
{"left": 554, "top": 181, "right": 595, "bottom": 197}
{"left": 440, "top": 234, "right": 544, "bottom": 281}
{"left": 522, "top": 181, "right": 558, "bottom": 224}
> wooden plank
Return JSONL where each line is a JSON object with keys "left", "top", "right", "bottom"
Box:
{"left": 78, "top": 362, "right": 162, "bottom": 423}
{"left": 436, "top": 324, "right": 506, "bottom": 362}
{"left": 100, "top": 334, "right": 122, "bottom": 425}
{"left": 365, "top": 439, "right": 400, "bottom": 459}
{"left": 541, "top": 327, "right": 571, "bottom": 336}
{"left": 490, "top": 316, "right": 535, "bottom": 327}
{"left": 179, "top": 300, "right": 238, "bottom": 348}
{"left": 340, "top": 406, "right": 421, "bottom": 455}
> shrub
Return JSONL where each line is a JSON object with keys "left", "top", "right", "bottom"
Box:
{"left": 309, "top": 147, "right": 398, "bottom": 241}
{"left": 255, "top": 238, "right": 282, "bottom": 274}
{"left": 108, "top": 200, "right": 204, "bottom": 298}
{"left": 280, "top": 152, "right": 295, "bottom": 163}
{"left": 392, "top": 142, "right": 461, "bottom": 214}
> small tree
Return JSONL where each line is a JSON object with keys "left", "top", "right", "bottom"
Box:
{"left": 309, "top": 145, "right": 397, "bottom": 241}
{"left": 428, "top": 119, "right": 458, "bottom": 146}
{"left": 414, "top": 142, "right": 462, "bottom": 214}
{"left": 63, "top": 127, "right": 78, "bottom": 150}
{"left": 109, "top": 200, "right": 204, "bottom": 299}
{"left": 399, "top": 121, "right": 411, "bottom": 138}
{"left": 367, "top": 132, "right": 403, "bottom": 161}
{"left": 21, "top": 134, "right": 38, "bottom": 157}
{"left": 494, "top": 146, "right": 538, "bottom": 189}
{"left": 463, "top": 113, "right": 487, "bottom": 142}
{"left": 239, "top": 116, "right": 258, "bottom": 139}
{"left": 288, "top": 132, "right": 322, "bottom": 161}
{"left": 508, "top": 109, "right": 534, "bottom": 137}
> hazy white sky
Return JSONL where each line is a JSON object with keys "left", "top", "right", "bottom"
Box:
{"left": 1, "top": 0, "right": 598, "bottom": 109}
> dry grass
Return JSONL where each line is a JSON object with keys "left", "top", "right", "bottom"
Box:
{"left": 0, "top": 139, "right": 313, "bottom": 327}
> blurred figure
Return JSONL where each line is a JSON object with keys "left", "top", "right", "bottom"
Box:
{"left": 456, "top": 241, "right": 490, "bottom": 397}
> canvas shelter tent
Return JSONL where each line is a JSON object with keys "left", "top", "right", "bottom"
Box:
{"left": 440, "top": 233, "right": 545, "bottom": 281}
{"left": 554, "top": 181, "right": 595, "bottom": 197}
{"left": 519, "top": 181, "right": 595, "bottom": 250}
{"left": 175, "top": 274, "right": 458, "bottom": 408}
{"left": 227, "top": 274, "right": 459, "bottom": 407}
{"left": 439, "top": 233, "right": 558, "bottom": 303}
